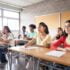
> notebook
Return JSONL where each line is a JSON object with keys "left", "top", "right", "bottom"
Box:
{"left": 46, "top": 50, "right": 66, "bottom": 57}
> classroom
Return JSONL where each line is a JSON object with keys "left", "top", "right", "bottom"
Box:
{"left": 0, "top": 0, "right": 70, "bottom": 70}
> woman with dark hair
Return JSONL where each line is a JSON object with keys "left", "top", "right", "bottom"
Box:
{"left": 1, "top": 26, "right": 14, "bottom": 44}
{"left": 55, "top": 27, "right": 64, "bottom": 40}
{"left": 51, "top": 20, "right": 70, "bottom": 51}
{"left": 0, "top": 26, "right": 14, "bottom": 63}
{"left": 51, "top": 20, "right": 70, "bottom": 70}
{"left": 3, "top": 26, "right": 11, "bottom": 34}
{"left": 25, "top": 22, "right": 51, "bottom": 47}
{"left": 27, "top": 24, "right": 37, "bottom": 40}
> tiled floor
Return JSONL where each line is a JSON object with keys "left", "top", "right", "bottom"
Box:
{"left": 0, "top": 54, "right": 33, "bottom": 70}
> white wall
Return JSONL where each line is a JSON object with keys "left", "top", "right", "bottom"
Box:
{"left": 20, "top": 0, "right": 70, "bottom": 36}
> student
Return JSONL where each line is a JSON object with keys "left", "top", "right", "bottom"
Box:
{"left": 25, "top": 22, "right": 51, "bottom": 47}
{"left": 18, "top": 26, "right": 28, "bottom": 39}
{"left": 0, "top": 26, "right": 14, "bottom": 63}
{"left": 51, "top": 20, "right": 70, "bottom": 51}
{"left": 53, "top": 27, "right": 64, "bottom": 40}
{"left": 27, "top": 24, "right": 37, "bottom": 40}
{"left": 16, "top": 26, "right": 28, "bottom": 45}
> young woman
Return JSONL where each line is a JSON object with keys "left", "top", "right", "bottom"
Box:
{"left": 53, "top": 27, "right": 64, "bottom": 40}
{"left": 25, "top": 22, "right": 51, "bottom": 47}
{"left": 0, "top": 26, "right": 14, "bottom": 63}
{"left": 51, "top": 20, "right": 70, "bottom": 51}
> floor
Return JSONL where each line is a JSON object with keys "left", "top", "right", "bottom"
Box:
{"left": 0, "top": 53, "right": 65, "bottom": 70}
{"left": 0, "top": 53, "right": 33, "bottom": 70}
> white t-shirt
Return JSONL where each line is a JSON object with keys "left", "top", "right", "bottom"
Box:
{"left": 2, "top": 33, "right": 14, "bottom": 46}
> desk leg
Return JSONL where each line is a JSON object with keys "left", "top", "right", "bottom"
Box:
{"left": 9, "top": 52, "right": 12, "bottom": 70}
{"left": 33, "top": 57, "right": 35, "bottom": 70}
{"left": 36, "top": 59, "right": 40, "bottom": 70}
{"left": 33, "top": 58, "right": 40, "bottom": 70}
{"left": 25, "top": 57, "right": 32, "bottom": 69}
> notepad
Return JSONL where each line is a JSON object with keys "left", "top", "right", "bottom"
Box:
{"left": 46, "top": 50, "right": 66, "bottom": 57}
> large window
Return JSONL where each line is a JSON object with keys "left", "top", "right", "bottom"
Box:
{"left": 3, "top": 10, "right": 19, "bottom": 19}
{"left": 0, "top": 9, "right": 19, "bottom": 37}
{"left": 7, "top": 19, "right": 19, "bottom": 30}
{"left": 0, "top": 9, "right": 1, "bottom": 16}
{"left": 0, "top": 17, "right": 2, "bottom": 30}
{"left": 3, "top": 10, "right": 19, "bottom": 31}
{"left": 0, "top": 9, "right": 2, "bottom": 30}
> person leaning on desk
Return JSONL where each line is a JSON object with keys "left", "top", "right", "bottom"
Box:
{"left": 50, "top": 20, "right": 70, "bottom": 70}
{"left": 24, "top": 22, "right": 51, "bottom": 70}
{"left": 25, "top": 22, "right": 51, "bottom": 48}
{"left": 0, "top": 26, "right": 14, "bottom": 63}
{"left": 51, "top": 20, "right": 70, "bottom": 51}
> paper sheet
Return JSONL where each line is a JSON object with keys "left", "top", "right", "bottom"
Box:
{"left": 46, "top": 50, "right": 66, "bottom": 57}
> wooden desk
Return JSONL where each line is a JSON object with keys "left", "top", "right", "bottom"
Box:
{"left": 9, "top": 46, "right": 70, "bottom": 66}
{"left": 14, "top": 39, "right": 28, "bottom": 45}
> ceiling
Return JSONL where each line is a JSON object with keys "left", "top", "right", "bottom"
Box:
{"left": 0, "top": 0, "right": 44, "bottom": 8}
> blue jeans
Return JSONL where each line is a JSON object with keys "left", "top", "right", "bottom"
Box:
{"left": 0, "top": 47, "right": 7, "bottom": 63}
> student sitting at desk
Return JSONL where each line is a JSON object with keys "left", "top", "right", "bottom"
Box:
{"left": 27, "top": 24, "right": 37, "bottom": 40}
{"left": 16, "top": 24, "right": 36, "bottom": 45}
{"left": 0, "top": 26, "right": 14, "bottom": 63}
{"left": 16, "top": 26, "right": 28, "bottom": 45}
{"left": 18, "top": 26, "right": 28, "bottom": 39}
{"left": 51, "top": 20, "right": 70, "bottom": 51}
{"left": 25, "top": 22, "right": 51, "bottom": 48}
{"left": 53, "top": 27, "right": 64, "bottom": 40}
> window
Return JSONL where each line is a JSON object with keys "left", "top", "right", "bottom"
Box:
{"left": 0, "top": 9, "right": 1, "bottom": 16}
{"left": 7, "top": 19, "right": 19, "bottom": 31}
{"left": 3, "top": 10, "right": 19, "bottom": 19}
{"left": 3, "top": 10, "right": 19, "bottom": 31}
{"left": 0, "top": 9, "right": 20, "bottom": 38}
{"left": 3, "top": 18, "right": 8, "bottom": 26}
{"left": 0, "top": 17, "right": 2, "bottom": 30}
{"left": 3, "top": 18, "right": 19, "bottom": 31}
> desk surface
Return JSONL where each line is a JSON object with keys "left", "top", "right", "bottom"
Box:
{"left": 9, "top": 46, "right": 70, "bottom": 66}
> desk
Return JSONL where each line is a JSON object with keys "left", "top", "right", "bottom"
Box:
{"left": 9, "top": 46, "right": 70, "bottom": 67}
{"left": 14, "top": 39, "right": 28, "bottom": 46}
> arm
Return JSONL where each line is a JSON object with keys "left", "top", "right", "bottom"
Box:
{"left": 56, "top": 47, "right": 66, "bottom": 51}
{"left": 42, "top": 35, "right": 51, "bottom": 47}
{"left": 2, "top": 33, "right": 14, "bottom": 43}
{"left": 24, "top": 38, "right": 36, "bottom": 47}
{"left": 65, "top": 47, "right": 70, "bottom": 52}
{"left": 51, "top": 36, "right": 66, "bottom": 50}
{"left": 36, "top": 35, "right": 51, "bottom": 48}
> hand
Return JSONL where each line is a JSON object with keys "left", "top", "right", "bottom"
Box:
{"left": 24, "top": 44, "right": 28, "bottom": 48}
{"left": 57, "top": 47, "right": 66, "bottom": 52}
{"left": 66, "top": 48, "right": 70, "bottom": 52}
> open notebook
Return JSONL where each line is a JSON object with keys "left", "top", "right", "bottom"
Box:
{"left": 46, "top": 50, "right": 66, "bottom": 57}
